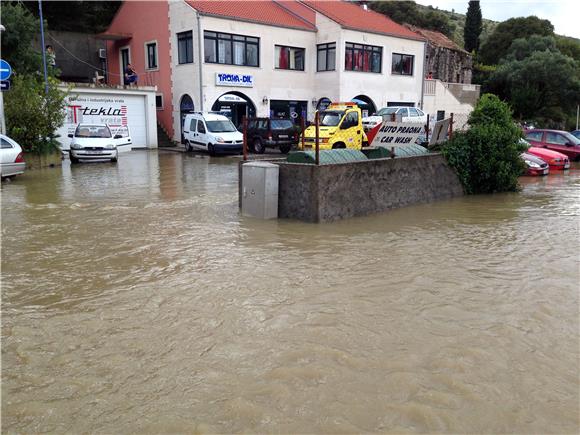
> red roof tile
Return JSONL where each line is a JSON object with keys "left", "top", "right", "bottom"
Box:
{"left": 406, "top": 25, "right": 467, "bottom": 53}
{"left": 185, "top": 0, "right": 316, "bottom": 31}
{"left": 302, "top": 0, "right": 424, "bottom": 41}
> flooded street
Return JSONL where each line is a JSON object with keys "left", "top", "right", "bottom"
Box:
{"left": 2, "top": 150, "right": 579, "bottom": 433}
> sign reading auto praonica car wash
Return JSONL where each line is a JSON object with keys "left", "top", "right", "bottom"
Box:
{"left": 56, "top": 91, "right": 149, "bottom": 150}
{"left": 370, "top": 122, "right": 424, "bottom": 147}
{"left": 215, "top": 73, "right": 253, "bottom": 87}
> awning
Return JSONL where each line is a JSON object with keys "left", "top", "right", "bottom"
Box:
{"left": 96, "top": 32, "right": 133, "bottom": 41}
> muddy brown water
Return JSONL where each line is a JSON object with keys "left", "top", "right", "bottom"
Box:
{"left": 2, "top": 151, "right": 579, "bottom": 433}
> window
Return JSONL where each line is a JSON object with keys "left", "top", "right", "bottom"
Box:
{"left": 197, "top": 120, "right": 206, "bottom": 134}
{"left": 392, "top": 53, "right": 414, "bottom": 75}
{"left": 189, "top": 119, "right": 196, "bottom": 132}
{"left": 342, "top": 111, "right": 359, "bottom": 128}
{"left": 345, "top": 43, "right": 382, "bottom": 73}
{"left": 275, "top": 45, "right": 304, "bottom": 70}
{"left": 546, "top": 132, "right": 568, "bottom": 145}
{"left": 525, "top": 131, "right": 543, "bottom": 142}
{"left": 156, "top": 95, "right": 163, "bottom": 110}
{"left": 146, "top": 42, "right": 158, "bottom": 69}
{"left": 177, "top": 31, "right": 193, "bottom": 64}
{"left": 317, "top": 43, "right": 336, "bottom": 72}
{"left": 120, "top": 47, "right": 130, "bottom": 76}
{"left": 1, "top": 138, "right": 13, "bottom": 149}
{"left": 204, "top": 31, "right": 259, "bottom": 66}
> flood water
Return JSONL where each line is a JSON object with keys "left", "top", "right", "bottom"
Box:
{"left": 2, "top": 150, "right": 579, "bottom": 433}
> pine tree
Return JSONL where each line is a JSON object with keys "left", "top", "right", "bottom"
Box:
{"left": 464, "top": 0, "right": 482, "bottom": 53}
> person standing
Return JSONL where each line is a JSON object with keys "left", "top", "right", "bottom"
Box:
{"left": 46, "top": 45, "right": 56, "bottom": 69}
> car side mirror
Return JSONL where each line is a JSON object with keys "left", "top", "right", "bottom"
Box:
{"left": 340, "top": 122, "right": 351, "bottom": 129}
{"left": 68, "top": 133, "right": 73, "bottom": 138}
{"left": 114, "top": 134, "right": 123, "bottom": 139}
{"left": 566, "top": 141, "right": 574, "bottom": 146}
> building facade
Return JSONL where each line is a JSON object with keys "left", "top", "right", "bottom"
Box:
{"left": 103, "top": 0, "right": 427, "bottom": 143}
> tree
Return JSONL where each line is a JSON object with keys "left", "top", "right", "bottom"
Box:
{"left": 442, "top": 94, "right": 527, "bottom": 194}
{"left": 478, "top": 16, "right": 554, "bottom": 65}
{"left": 463, "top": 0, "right": 482, "bottom": 53}
{"left": 0, "top": 2, "right": 42, "bottom": 75}
{"left": 5, "top": 75, "right": 67, "bottom": 155}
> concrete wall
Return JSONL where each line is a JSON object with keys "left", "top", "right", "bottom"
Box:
{"left": 423, "top": 79, "right": 480, "bottom": 128}
{"left": 276, "top": 154, "right": 463, "bottom": 222}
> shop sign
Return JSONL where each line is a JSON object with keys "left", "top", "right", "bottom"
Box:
{"left": 215, "top": 73, "right": 253, "bottom": 88}
{"left": 370, "top": 122, "right": 424, "bottom": 147}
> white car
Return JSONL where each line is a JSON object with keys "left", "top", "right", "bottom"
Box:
{"left": 362, "top": 107, "right": 428, "bottom": 132}
{"left": 183, "top": 112, "right": 243, "bottom": 155}
{"left": 0, "top": 134, "right": 26, "bottom": 178}
{"left": 68, "top": 124, "right": 126, "bottom": 163}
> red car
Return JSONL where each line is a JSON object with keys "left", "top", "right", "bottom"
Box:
{"left": 524, "top": 129, "right": 580, "bottom": 161}
{"left": 521, "top": 152, "right": 549, "bottom": 176}
{"left": 526, "top": 146, "right": 570, "bottom": 170}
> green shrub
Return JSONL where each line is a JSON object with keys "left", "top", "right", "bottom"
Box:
{"left": 442, "top": 94, "right": 527, "bottom": 194}
{"left": 5, "top": 75, "right": 68, "bottom": 155}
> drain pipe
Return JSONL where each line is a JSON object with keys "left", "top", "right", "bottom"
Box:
{"left": 420, "top": 40, "right": 426, "bottom": 110}
{"left": 196, "top": 11, "right": 204, "bottom": 111}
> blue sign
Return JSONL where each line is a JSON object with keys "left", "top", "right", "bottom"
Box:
{"left": 0, "top": 60, "right": 12, "bottom": 81}
{"left": 215, "top": 72, "right": 253, "bottom": 88}
{"left": 0, "top": 80, "right": 10, "bottom": 91}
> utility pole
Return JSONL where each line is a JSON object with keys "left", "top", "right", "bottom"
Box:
{"left": 0, "top": 24, "right": 5, "bottom": 135}
{"left": 38, "top": 0, "right": 49, "bottom": 95}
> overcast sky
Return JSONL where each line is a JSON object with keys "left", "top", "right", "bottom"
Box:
{"left": 414, "top": 0, "right": 578, "bottom": 39}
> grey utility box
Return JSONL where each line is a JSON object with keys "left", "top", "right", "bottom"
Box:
{"left": 241, "top": 161, "right": 279, "bottom": 219}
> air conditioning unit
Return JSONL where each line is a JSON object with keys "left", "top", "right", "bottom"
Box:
{"left": 98, "top": 48, "right": 107, "bottom": 59}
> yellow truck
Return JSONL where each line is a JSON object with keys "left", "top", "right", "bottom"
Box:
{"left": 300, "top": 102, "right": 368, "bottom": 150}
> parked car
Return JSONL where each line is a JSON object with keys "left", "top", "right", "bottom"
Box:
{"left": 521, "top": 152, "right": 549, "bottom": 176}
{"left": 183, "top": 112, "right": 243, "bottom": 155}
{"left": 571, "top": 130, "right": 580, "bottom": 140}
{"left": 526, "top": 146, "right": 570, "bottom": 171}
{"left": 524, "top": 129, "right": 580, "bottom": 161}
{"left": 247, "top": 118, "right": 297, "bottom": 154}
{"left": 0, "top": 134, "right": 26, "bottom": 179}
{"left": 362, "top": 106, "right": 427, "bottom": 132}
{"left": 68, "top": 124, "right": 124, "bottom": 163}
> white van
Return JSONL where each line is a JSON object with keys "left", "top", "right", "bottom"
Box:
{"left": 183, "top": 112, "right": 243, "bottom": 155}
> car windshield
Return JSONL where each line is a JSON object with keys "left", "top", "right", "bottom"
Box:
{"left": 376, "top": 108, "right": 398, "bottom": 116}
{"left": 206, "top": 120, "right": 237, "bottom": 133}
{"left": 319, "top": 111, "right": 344, "bottom": 126}
{"left": 271, "top": 119, "right": 294, "bottom": 130}
{"left": 75, "top": 125, "right": 111, "bottom": 138}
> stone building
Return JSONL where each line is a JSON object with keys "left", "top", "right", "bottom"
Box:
{"left": 407, "top": 25, "right": 472, "bottom": 84}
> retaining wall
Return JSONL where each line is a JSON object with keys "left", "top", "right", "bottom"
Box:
{"left": 276, "top": 154, "right": 464, "bottom": 222}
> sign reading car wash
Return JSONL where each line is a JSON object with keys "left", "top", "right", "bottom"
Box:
{"left": 215, "top": 73, "right": 253, "bottom": 87}
{"left": 55, "top": 87, "right": 158, "bottom": 151}
{"left": 370, "top": 122, "right": 424, "bottom": 147}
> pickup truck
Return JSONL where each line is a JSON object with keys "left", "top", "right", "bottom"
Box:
{"left": 300, "top": 102, "right": 368, "bottom": 150}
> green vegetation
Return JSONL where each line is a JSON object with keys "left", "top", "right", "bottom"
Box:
{"left": 463, "top": 0, "right": 482, "bottom": 53}
{"left": 369, "top": 1, "right": 453, "bottom": 37}
{"left": 442, "top": 94, "right": 527, "bottom": 194}
{"left": 1, "top": 3, "right": 68, "bottom": 155}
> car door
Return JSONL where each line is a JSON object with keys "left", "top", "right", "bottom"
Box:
{"left": 545, "top": 131, "right": 570, "bottom": 156}
{"left": 398, "top": 108, "right": 410, "bottom": 122}
{"left": 196, "top": 119, "right": 209, "bottom": 150}
{"left": 342, "top": 110, "right": 362, "bottom": 149}
{"left": 1, "top": 136, "right": 19, "bottom": 175}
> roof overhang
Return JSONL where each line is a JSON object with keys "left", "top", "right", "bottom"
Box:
{"left": 96, "top": 32, "right": 133, "bottom": 41}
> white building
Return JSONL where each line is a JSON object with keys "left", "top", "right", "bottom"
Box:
{"left": 104, "top": 0, "right": 427, "bottom": 143}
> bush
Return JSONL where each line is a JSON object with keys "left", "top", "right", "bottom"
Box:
{"left": 5, "top": 75, "right": 68, "bottom": 155}
{"left": 442, "top": 94, "right": 527, "bottom": 194}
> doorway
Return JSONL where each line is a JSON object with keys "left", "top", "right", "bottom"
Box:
{"left": 351, "top": 95, "right": 377, "bottom": 117}
{"left": 179, "top": 94, "right": 195, "bottom": 144}
{"left": 211, "top": 92, "right": 256, "bottom": 129}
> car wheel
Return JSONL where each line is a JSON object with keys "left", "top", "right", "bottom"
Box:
{"left": 253, "top": 138, "right": 265, "bottom": 154}
{"left": 208, "top": 144, "right": 216, "bottom": 156}
{"left": 332, "top": 142, "right": 346, "bottom": 149}
{"left": 185, "top": 141, "right": 192, "bottom": 152}
{"left": 70, "top": 152, "right": 79, "bottom": 164}
{"left": 111, "top": 154, "right": 118, "bottom": 163}
{"left": 280, "top": 144, "right": 291, "bottom": 154}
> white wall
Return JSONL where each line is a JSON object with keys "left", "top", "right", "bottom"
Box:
{"left": 423, "top": 80, "right": 477, "bottom": 129}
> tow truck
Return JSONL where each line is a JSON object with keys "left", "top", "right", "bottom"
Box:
{"left": 300, "top": 102, "right": 368, "bottom": 150}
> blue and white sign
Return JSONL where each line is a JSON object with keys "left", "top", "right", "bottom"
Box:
{"left": 0, "top": 60, "right": 12, "bottom": 81}
{"left": 215, "top": 73, "right": 253, "bottom": 88}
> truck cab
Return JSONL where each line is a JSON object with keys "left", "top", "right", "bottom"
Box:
{"left": 300, "top": 102, "right": 368, "bottom": 150}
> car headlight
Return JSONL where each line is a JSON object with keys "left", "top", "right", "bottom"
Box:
{"left": 71, "top": 143, "right": 83, "bottom": 150}
{"left": 106, "top": 144, "right": 116, "bottom": 149}
{"left": 215, "top": 136, "right": 225, "bottom": 143}
{"left": 525, "top": 160, "right": 540, "bottom": 168}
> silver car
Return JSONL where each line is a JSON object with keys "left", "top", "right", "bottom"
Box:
{"left": 68, "top": 124, "right": 121, "bottom": 163}
{"left": 0, "top": 134, "right": 26, "bottom": 178}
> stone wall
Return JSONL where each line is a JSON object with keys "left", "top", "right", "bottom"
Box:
{"left": 276, "top": 154, "right": 464, "bottom": 222}
{"left": 426, "top": 45, "right": 472, "bottom": 85}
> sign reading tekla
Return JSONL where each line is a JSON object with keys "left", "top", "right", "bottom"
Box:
{"left": 370, "top": 122, "right": 424, "bottom": 147}
{"left": 215, "top": 73, "right": 254, "bottom": 88}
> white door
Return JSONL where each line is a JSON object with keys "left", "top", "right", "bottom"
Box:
{"left": 195, "top": 119, "right": 210, "bottom": 150}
